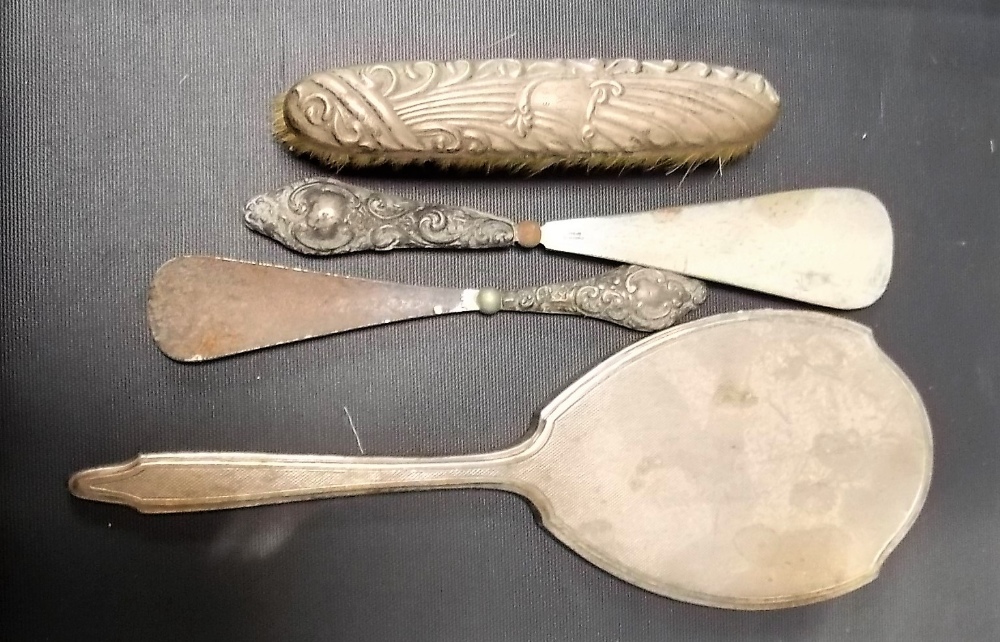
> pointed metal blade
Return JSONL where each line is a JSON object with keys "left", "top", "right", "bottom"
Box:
{"left": 539, "top": 188, "right": 893, "bottom": 310}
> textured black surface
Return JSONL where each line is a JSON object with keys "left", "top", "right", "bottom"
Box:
{"left": 2, "top": 1, "right": 998, "bottom": 640}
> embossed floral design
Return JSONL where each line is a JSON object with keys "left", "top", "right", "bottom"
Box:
{"left": 243, "top": 177, "right": 516, "bottom": 256}
{"left": 281, "top": 58, "right": 781, "bottom": 166}
{"left": 502, "top": 265, "right": 707, "bottom": 332}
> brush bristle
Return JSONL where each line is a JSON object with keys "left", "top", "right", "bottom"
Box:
{"left": 271, "top": 93, "right": 756, "bottom": 176}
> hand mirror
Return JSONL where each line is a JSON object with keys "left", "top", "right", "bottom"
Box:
{"left": 70, "top": 310, "right": 933, "bottom": 609}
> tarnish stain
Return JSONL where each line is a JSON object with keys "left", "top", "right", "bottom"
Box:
{"left": 653, "top": 206, "right": 683, "bottom": 220}
{"left": 582, "top": 519, "right": 613, "bottom": 534}
{"left": 766, "top": 399, "right": 791, "bottom": 423}
{"left": 197, "top": 335, "right": 220, "bottom": 356}
{"left": 774, "top": 352, "right": 808, "bottom": 379}
{"left": 629, "top": 455, "right": 665, "bottom": 490}
{"left": 733, "top": 524, "right": 852, "bottom": 589}
{"left": 714, "top": 380, "right": 759, "bottom": 407}
{"left": 813, "top": 430, "right": 862, "bottom": 461}
{"left": 789, "top": 481, "right": 837, "bottom": 514}
{"left": 812, "top": 430, "right": 866, "bottom": 478}
{"left": 751, "top": 191, "right": 811, "bottom": 228}
{"left": 798, "top": 271, "right": 833, "bottom": 288}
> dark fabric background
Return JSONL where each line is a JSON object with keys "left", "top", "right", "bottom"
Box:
{"left": 2, "top": 1, "right": 998, "bottom": 640}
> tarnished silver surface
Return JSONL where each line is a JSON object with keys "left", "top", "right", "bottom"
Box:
{"left": 502, "top": 264, "right": 706, "bottom": 332}
{"left": 246, "top": 178, "right": 894, "bottom": 310}
{"left": 146, "top": 256, "right": 704, "bottom": 362}
{"left": 274, "top": 58, "right": 781, "bottom": 171}
{"left": 244, "top": 177, "right": 516, "bottom": 256}
{"left": 541, "top": 187, "right": 894, "bottom": 310}
{"left": 146, "top": 256, "right": 475, "bottom": 362}
{"left": 71, "top": 310, "right": 933, "bottom": 610}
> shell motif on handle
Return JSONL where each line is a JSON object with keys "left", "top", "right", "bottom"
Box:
{"left": 273, "top": 58, "right": 781, "bottom": 172}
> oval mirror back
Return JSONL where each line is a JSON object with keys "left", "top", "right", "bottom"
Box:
{"left": 515, "top": 310, "right": 933, "bottom": 609}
